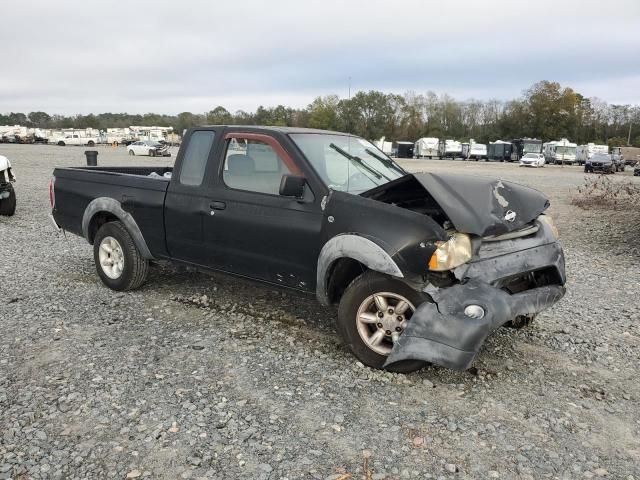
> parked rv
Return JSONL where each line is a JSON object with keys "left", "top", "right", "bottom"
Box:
{"left": 613, "top": 146, "right": 640, "bottom": 166}
{"left": 130, "top": 126, "right": 173, "bottom": 143}
{"left": 511, "top": 138, "right": 543, "bottom": 162}
{"left": 543, "top": 139, "right": 577, "bottom": 165}
{"left": 576, "top": 143, "right": 608, "bottom": 166}
{"left": 414, "top": 137, "right": 439, "bottom": 159}
{"left": 487, "top": 140, "right": 512, "bottom": 162}
{"left": 438, "top": 140, "right": 462, "bottom": 159}
{"left": 467, "top": 143, "right": 487, "bottom": 161}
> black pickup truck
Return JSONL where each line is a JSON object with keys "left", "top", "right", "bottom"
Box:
{"left": 51, "top": 126, "right": 566, "bottom": 372}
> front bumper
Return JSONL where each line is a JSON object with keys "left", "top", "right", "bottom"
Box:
{"left": 385, "top": 224, "right": 566, "bottom": 371}
{"left": 588, "top": 164, "right": 613, "bottom": 172}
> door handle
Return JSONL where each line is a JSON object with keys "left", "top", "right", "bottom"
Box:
{"left": 209, "top": 201, "right": 226, "bottom": 210}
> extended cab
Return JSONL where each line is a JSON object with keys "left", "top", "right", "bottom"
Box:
{"left": 50, "top": 126, "right": 566, "bottom": 372}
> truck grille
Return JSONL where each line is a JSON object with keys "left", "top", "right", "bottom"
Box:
{"left": 494, "top": 267, "right": 563, "bottom": 294}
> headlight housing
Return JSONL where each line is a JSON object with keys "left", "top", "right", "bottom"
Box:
{"left": 537, "top": 214, "right": 559, "bottom": 239}
{"left": 428, "top": 232, "right": 472, "bottom": 271}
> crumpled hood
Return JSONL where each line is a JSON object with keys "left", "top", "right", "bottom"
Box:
{"left": 363, "top": 173, "right": 550, "bottom": 237}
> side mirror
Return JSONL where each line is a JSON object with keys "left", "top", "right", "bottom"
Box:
{"left": 279, "top": 174, "right": 306, "bottom": 198}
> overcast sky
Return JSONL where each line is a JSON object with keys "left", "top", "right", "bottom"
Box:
{"left": 1, "top": 0, "right": 638, "bottom": 115}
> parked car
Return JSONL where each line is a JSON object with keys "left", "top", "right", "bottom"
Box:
{"left": 127, "top": 141, "right": 171, "bottom": 157}
{"left": 519, "top": 153, "right": 545, "bottom": 168}
{"left": 585, "top": 153, "right": 616, "bottom": 174}
{"left": 612, "top": 153, "right": 625, "bottom": 172}
{"left": 634, "top": 163, "right": 640, "bottom": 176}
{"left": 57, "top": 134, "right": 99, "bottom": 147}
{"left": 50, "top": 126, "right": 566, "bottom": 372}
{"left": 0, "top": 154, "right": 16, "bottom": 216}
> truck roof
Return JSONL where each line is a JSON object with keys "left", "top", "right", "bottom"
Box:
{"left": 200, "top": 125, "right": 352, "bottom": 136}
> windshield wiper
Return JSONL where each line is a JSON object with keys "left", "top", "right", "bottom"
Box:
{"left": 329, "top": 143, "right": 390, "bottom": 181}
{"left": 364, "top": 148, "right": 406, "bottom": 175}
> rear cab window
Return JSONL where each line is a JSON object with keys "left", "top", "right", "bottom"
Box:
{"left": 179, "top": 131, "right": 216, "bottom": 186}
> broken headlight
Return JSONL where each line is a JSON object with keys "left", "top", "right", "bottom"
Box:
{"left": 537, "top": 215, "right": 559, "bottom": 239}
{"left": 428, "top": 232, "right": 472, "bottom": 271}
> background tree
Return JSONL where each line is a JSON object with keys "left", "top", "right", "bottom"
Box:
{"left": 2, "top": 80, "right": 638, "bottom": 145}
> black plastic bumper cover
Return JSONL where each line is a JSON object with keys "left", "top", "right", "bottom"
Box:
{"left": 384, "top": 241, "right": 566, "bottom": 371}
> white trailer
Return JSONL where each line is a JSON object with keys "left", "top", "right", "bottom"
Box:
{"left": 576, "top": 143, "right": 609, "bottom": 165}
{"left": 543, "top": 138, "right": 577, "bottom": 165}
{"left": 468, "top": 142, "right": 487, "bottom": 160}
{"left": 130, "top": 126, "right": 173, "bottom": 143}
{"left": 438, "top": 139, "right": 462, "bottom": 159}
{"left": 414, "top": 137, "right": 439, "bottom": 158}
{"left": 374, "top": 137, "right": 394, "bottom": 156}
{"left": 106, "top": 128, "right": 136, "bottom": 145}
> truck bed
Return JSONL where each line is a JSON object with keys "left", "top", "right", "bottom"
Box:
{"left": 52, "top": 165, "right": 173, "bottom": 256}
{"left": 67, "top": 165, "right": 173, "bottom": 179}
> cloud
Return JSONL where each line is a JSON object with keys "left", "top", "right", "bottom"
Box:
{"left": 1, "top": 0, "right": 638, "bottom": 114}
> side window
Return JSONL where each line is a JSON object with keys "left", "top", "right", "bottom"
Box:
{"left": 179, "top": 131, "right": 215, "bottom": 186}
{"left": 223, "top": 138, "right": 291, "bottom": 195}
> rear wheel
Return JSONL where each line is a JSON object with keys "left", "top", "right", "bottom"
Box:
{"left": 149, "top": 150, "right": 156, "bottom": 157}
{"left": 337, "top": 270, "right": 428, "bottom": 373}
{"left": 0, "top": 185, "right": 16, "bottom": 216}
{"left": 87, "top": 140, "right": 95, "bottom": 147}
{"left": 93, "top": 221, "right": 149, "bottom": 291}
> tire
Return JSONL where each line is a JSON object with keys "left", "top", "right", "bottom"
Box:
{"left": 93, "top": 221, "right": 149, "bottom": 291}
{"left": 0, "top": 185, "right": 16, "bottom": 216}
{"left": 57, "top": 141, "right": 65, "bottom": 146}
{"left": 149, "top": 150, "right": 156, "bottom": 157}
{"left": 337, "top": 270, "right": 428, "bottom": 373}
{"left": 87, "top": 140, "right": 95, "bottom": 147}
{"left": 128, "top": 150, "right": 135, "bottom": 156}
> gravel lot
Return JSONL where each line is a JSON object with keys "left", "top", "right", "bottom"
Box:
{"left": 1, "top": 144, "right": 639, "bottom": 480}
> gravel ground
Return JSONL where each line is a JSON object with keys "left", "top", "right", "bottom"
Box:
{"left": 1, "top": 144, "right": 639, "bottom": 480}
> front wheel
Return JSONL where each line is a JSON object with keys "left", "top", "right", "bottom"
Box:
{"left": 93, "top": 221, "right": 149, "bottom": 291}
{"left": 87, "top": 140, "right": 95, "bottom": 147}
{"left": 128, "top": 150, "right": 135, "bottom": 156}
{"left": 57, "top": 141, "right": 65, "bottom": 146}
{"left": 0, "top": 185, "right": 16, "bottom": 216}
{"left": 337, "top": 271, "right": 428, "bottom": 373}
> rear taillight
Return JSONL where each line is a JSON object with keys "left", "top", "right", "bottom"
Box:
{"left": 49, "top": 177, "right": 56, "bottom": 209}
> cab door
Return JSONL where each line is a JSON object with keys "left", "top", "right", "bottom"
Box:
{"left": 201, "top": 132, "right": 324, "bottom": 290}
{"left": 164, "top": 128, "right": 222, "bottom": 264}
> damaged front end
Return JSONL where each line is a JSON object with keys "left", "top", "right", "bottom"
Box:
{"left": 362, "top": 173, "right": 566, "bottom": 371}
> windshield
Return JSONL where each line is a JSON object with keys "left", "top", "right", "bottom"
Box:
{"left": 290, "top": 133, "right": 406, "bottom": 194}
{"left": 523, "top": 153, "right": 539, "bottom": 158}
{"left": 555, "top": 146, "right": 576, "bottom": 155}
{"left": 523, "top": 143, "right": 542, "bottom": 154}
{"left": 591, "top": 154, "right": 611, "bottom": 162}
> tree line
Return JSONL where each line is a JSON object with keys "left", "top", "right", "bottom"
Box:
{"left": 2, "top": 81, "right": 639, "bottom": 147}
